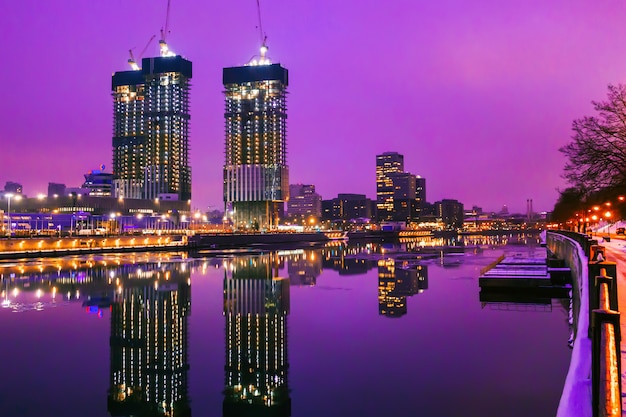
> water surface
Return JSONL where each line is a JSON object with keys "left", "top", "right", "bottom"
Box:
{"left": 0, "top": 235, "right": 572, "bottom": 416}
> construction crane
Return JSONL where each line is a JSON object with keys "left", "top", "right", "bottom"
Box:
{"left": 128, "top": 34, "right": 156, "bottom": 70}
{"left": 251, "top": 0, "right": 270, "bottom": 65}
{"left": 159, "top": 0, "right": 175, "bottom": 57}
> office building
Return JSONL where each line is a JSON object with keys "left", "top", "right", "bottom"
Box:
{"left": 112, "top": 55, "right": 192, "bottom": 202}
{"left": 321, "top": 193, "right": 373, "bottom": 221}
{"left": 287, "top": 184, "right": 321, "bottom": 220}
{"left": 415, "top": 176, "right": 426, "bottom": 207}
{"left": 376, "top": 152, "right": 404, "bottom": 221}
{"left": 435, "top": 199, "right": 464, "bottom": 229}
{"left": 82, "top": 168, "right": 114, "bottom": 196}
{"left": 223, "top": 59, "right": 289, "bottom": 229}
{"left": 4, "top": 181, "right": 23, "bottom": 194}
{"left": 47, "top": 183, "right": 66, "bottom": 198}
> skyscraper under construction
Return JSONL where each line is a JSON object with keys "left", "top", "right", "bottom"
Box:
{"left": 223, "top": 48, "right": 289, "bottom": 230}
{"left": 112, "top": 55, "right": 192, "bottom": 202}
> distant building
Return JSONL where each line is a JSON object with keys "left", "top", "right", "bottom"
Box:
{"left": 4, "top": 181, "right": 23, "bottom": 194}
{"left": 435, "top": 199, "right": 464, "bottom": 229}
{"left": 415, "top": 176, "right": 426, "bottom": 207}
{"left": 223, "top": 61, "right": 289, "bottom": 230}
{"left": 82, "top": 169, "right": 114, "bottom": 196}
{"left": 112, "top": 55, "right": 192, "bottom": 201}
{"left": 47, "top": 183, "right": 66, "bottom": 198}
{"left": 322, "top": 193, "right": 373, "bottom": 221}
{"left": 287, "top": 184, "right": 321, "bottom": 220}
{"left": 390, "top": 172, "right": 416, "bottom": 200}
{"left": 376, "top": 152, "right": 404, "bottom": 221}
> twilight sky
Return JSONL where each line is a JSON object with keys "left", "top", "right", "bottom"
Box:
{"left": 2, "top": 0, "right": 626, "bottom": 214}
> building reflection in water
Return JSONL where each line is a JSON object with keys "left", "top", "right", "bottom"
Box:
{"left": 287, "top": 249, "right": 321, "bottom": 286}
{"left": 321, "top": 243, "right": 376, "bottom": 276}
{"left": 107, "top": 262, "right": 191, "bottom": 417}
{"left": 378, "top": 259, "right": 428, "bottom": 318}
{"left": 223, "top": 254, "right": 291, "bottom": 417}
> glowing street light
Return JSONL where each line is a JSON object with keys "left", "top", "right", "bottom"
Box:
{"left": 4, "top": 193, "right": 21, "bottom": 238}
{"left": 605, "top": 211, "right": 613, "bottom": 236}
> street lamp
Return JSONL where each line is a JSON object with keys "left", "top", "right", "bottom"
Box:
{"left": 605, "top": 211, "right": 612, "bottom": 236}
{"left": 5, "top": 193, "right": 14, "bottom": 237}
{"left": 4, "top": 193, "right": 21, "bottom": 238}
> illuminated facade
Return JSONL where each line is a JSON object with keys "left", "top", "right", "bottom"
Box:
{"left": 108, "top": 263, "right": 191, "bottom": 417}
{"left": 82, "top": 168, "right": 114, "bottom": 196}
{"left": 112, "top": 56, "right": 192, "bottom": 201}
{"left": 376, "top": 152, "right": 404, "bottom": 221}
{"left": 287, "top": 184, "right": 321, "bottom": 220}
{"left": 223, "top": 255, "right": 291, "bottom": 416}
{"left": 435, "top": 199, "right": 464, "bottom": 229}
{"left": 223, "top": 64, "right": 289, "bottom": 229}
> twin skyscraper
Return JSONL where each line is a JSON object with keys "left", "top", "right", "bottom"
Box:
{"left": 112, "top": 45, "right": 289, "bottom": 229}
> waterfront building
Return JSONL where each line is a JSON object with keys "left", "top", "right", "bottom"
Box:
{"left": 321, "top": 193, "right": 373, "bottom": 222}
{"left": 392, "top": 198, "right": 422, "bottom": 223}
{"left": 389, "top": 172, "right": 416, "bottom": 222}
{"left": 223, "top": 254, "right": 291, "bottom": 416}
{"left": 415, "top": 176, "right": 426, "bottom": 207}
{"left": 5, "top": 194, "right": 187, "bottom": 220}
{"left": 435, "top": 199, "right": 464, "bottom": 229}
{"left": 47, "top": 183, "right": 66, "bottom": 198}
{"left": 82, "top": 168, "right": 114, "bottom": 196}
{"left": 287, "top": 184, "right": 321, "bottom": 221}
{"left": 390, "top": 172, "right": 416, "bottom": 200}
{"left": 376, "top": 152, "right": 404, "bottom": 221}
{"left": 112, "top": 55, "right": 192, "bottom": 202}
{"left": 223, "top": 57, "right": 289, "bottom": 230}
{"left": 4, "top": 181, "right": 23, "bottom": 194}
{"left": 375, "top": 152, "right": 431, "bottom": 223}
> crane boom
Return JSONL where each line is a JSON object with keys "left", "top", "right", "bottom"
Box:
{"left": 128, "top": 49, "right": 139, "bottom": 70}
{"left": 159, "top": 0, "right": 174, "bottom": 57}
{"left": 128, "top": 34, "right": 156, "bottom": 70}
{"left": 256, "top": 0, "right": 268, "bottom": 63}
{"left": 256, "top": 0, "right": 265, "bottom": 45}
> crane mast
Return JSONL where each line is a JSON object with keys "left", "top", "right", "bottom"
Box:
{"left": 159, "top": 0, "right": 175, "bottom": 57}
{"left": 253, "top": 0, "right": 270, "bottom": 65}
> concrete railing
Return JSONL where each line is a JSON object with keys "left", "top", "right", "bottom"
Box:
{"left": 548, "top": 231, "right": 621, "bottom": 417}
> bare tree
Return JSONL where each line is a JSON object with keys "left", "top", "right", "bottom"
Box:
{"left": 560, "top": 84, "right": 626, "bottom": 193}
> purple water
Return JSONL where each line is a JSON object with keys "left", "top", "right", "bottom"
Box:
{"left": 0, "top": 236, "right": 572, "bottom": 416}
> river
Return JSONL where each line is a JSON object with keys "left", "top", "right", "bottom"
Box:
{"left": 0, "top": 233, "right": 571, "bottom": 416}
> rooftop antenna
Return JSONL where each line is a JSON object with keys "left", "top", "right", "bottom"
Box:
{"left": 128, "top": 34, "right": 156, "bottom": 70}
{"left": 159, "top": 0, "right": 175, "bottom": 57}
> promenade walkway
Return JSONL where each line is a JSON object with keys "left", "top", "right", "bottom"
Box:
{"left": 589, "top": 233, "right": 626, "bottom": 413}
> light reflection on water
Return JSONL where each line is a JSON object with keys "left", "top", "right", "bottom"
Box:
{"left": 0, "top": 233, "right": 571, "bottom": 417}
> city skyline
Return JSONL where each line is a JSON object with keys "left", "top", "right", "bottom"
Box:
{"left": 3, "top": 1, "right": 626, "bottom": 213}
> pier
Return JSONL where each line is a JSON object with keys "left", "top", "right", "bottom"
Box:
{"left": 478, "top": 248, "right": 572, "bottom": 295}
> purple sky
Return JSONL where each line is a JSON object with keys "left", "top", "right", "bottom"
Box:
{"left": 2, "top": 0, "right": 626, "bottom": 214}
